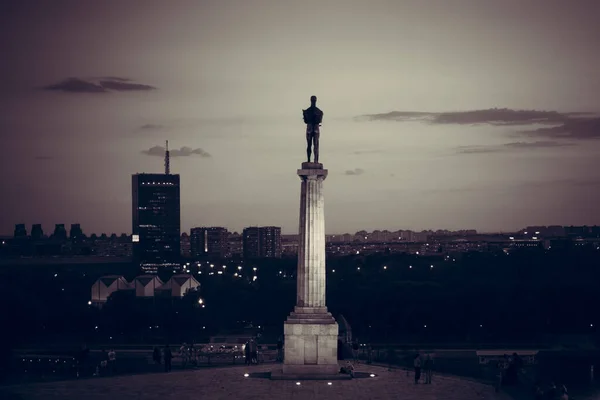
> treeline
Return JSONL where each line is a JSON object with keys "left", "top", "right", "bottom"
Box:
{"left": 1, "top": 246, "right": 599, "bottom": 346}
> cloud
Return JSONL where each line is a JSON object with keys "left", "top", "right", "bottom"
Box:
{"left": 455, "top": 141, "right": 576, "bottom": 154}
{"left": 43, "top": 78, "right": 106, "bottom": 93}
{"left": 521, "top": 116, "right": 600, "bottom": 140}
{"left": 140, "top": 124, "right": 164, "bottom": 130}
{"left": 358, "top": 108, "right": 600, "bottom": 140}
{"left": 98, "top": 80, "right": 156, "bottom": 91}
{"left": 43, "top": 77, "right": 156, "bottom": 93}
{"left": 345, "top": 168, "right": 364, "bottom": 176}
{"left": 141, "top": 145, "right": 211, "bottom": 158}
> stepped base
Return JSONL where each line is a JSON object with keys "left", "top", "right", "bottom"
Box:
{"left": 271, "top": 367, "right": 351, "bottom": 380}
{"left": 282, "top": 307, "right": 339, "bottom": 377}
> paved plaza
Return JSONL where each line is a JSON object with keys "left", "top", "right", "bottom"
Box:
{"left": 2, "top": 364, "right": 513, "bottom": 400}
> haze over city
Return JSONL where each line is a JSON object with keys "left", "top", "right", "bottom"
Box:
{"left": 2, "top": 0, "right": 600, "bottom": 234}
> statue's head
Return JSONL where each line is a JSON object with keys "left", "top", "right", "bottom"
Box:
{"left": 310, "top": 95, "right": 317, "bottom": 105}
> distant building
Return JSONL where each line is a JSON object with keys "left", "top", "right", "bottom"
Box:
{"left": 90, "top": 233, "right": 132, "bottom": 257}
{"left": 156, "top": 274, "right": 201, "bottom": 297}
{"left": 242, "top": 226, "right": 282, "bottom": 259}
{"left": 190, "top": 227, "right": 229, "bottom": 259}
{"left": 91, "top": 274, "right": 199, "bottom": 306}
{"left": 31, "top": 224, "right": 44, "bottom": 240}
{"left": 132, "top": 173, "right": 181, "bottom": 273}
{"left": 228, "top": 232, "right": 243, "bottom": 258}
{"left": 53, "top": 224, "right": 67, "bottom": 240}
{"left": 69, "top": 224, "right": 84, "bottom": 242}
{"left": 133, "top": 275, "right": 164, "bottom": 297}
{"left": 90, "top": 275, "right": 132, "bottom": 305}
{"left": 180, "top": 232, "right": 191, "bottom": 258}
{"left": 14, "top": 224, "right": 27, "bottom": 239}
{"left": 565, "top": 225, "right": 600, "bottom": 238}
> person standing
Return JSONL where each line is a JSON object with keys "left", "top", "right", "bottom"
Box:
{"left": 163, "top": 345, "right": 172, "bottom": 372}
{"left": 413, "top": 353, "right": 422, "bottom": 384}
{"left": 153, "top": 346, "right": 161, "bottom": 365}
{"left": 107, "top": 349, "right": 116, "bottom": 375}
{"left": 244, "top": 341, "right": 251, "bottom": 365}
{"left": 424, "top": 354, "right": 433, "bottom": 384}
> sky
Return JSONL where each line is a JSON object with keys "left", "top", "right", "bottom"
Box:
{"left": 1, "top": 0, "right": 600, "bottom": 235}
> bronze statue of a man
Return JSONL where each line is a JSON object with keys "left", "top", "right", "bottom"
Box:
{"left": 302, "top": 95, "right": 324, "bottom": 163}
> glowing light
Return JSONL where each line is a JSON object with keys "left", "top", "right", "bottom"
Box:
{"left": 253, "top": 276, "right": 257, "bottom": 281}
{"left": 383, "top": 266, "right": 387, "bottom": 269}
{"left": 424, "top": 324, "right": 427, "bottom": 328}
{"left": 409, "top": 265, "right": 412, "bottom": 269}
{"left": 244, "top": 373, "right": 249, "bottom": 377}
{"left": 87, "top": 301, "right": 92, "bottom": 305}
{"left": 210, "top": 264, "right": 214, "bottom": 268}
{"left": 370, "top": 373, "right": 375, "bottom": 377}
{"left": 132, "top": 234, "right": 139, "bottom": 243}
{"left": 357, "top": 267, "right": 360, "bottom": 271}
{"left": 327, "top": 382, "right": 332, "bottom": 385}
{"left": 430, "top": 265, "right": 434, "bottom": 268}
{"left": 217, "top": 271, "right": 223, "bottom": 275}
{"left": 198, "top": 299, "right": 204, "bottom": 304}
{"left": 238, "top": 266, "right": 242, "bottom": 270}
{"left": 253, "top": 267, "right": 257, "bottom": 271}
{"left": 234, "top": 273, "right": 238, "bottom": 277}
{"left": 296, "top": 382, "right": 301, "bottom": 386}
{"left": 332, "top": 269, "right": 335, "bottom": 273}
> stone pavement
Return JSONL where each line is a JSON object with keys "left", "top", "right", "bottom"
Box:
{"left": 2, "top": 364, "right": 514, "bottom": 400}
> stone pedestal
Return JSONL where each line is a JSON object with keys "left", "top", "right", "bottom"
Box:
{"left": 277, "top": 162, "right": 340, "bottom": 379}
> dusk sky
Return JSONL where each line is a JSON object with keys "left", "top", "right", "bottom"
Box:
{"left": 1, "top": 0, "right": 599, "bottom": 235}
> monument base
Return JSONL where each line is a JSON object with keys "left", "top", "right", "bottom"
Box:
{"left": 270, "top": 368, "right": 351, "bottom": 381}
{"left": 280, "top": 307, "right": 339, "bottom": 379}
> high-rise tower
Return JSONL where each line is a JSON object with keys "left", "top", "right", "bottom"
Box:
{"left": 132, "top": 142, "right": 181, "bottom": 273}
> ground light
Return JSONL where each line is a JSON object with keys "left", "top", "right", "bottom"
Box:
{"left": 243, "top": 373, "right": 249, "bottom": 377}
{"left": 327, "top": 382, "right": 332, "bottom": 385}
{"left": 296, "top": 382, "right": 301, "bottom": 385}
{"left": 370, "top": 374, "right": 376, "bottom": 377}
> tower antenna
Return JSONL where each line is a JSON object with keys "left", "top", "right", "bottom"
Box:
{"left": 164, "top": 140, "right": 170, "bottom": 175}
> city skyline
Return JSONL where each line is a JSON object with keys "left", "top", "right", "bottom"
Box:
{"left": 2, "top": 0, "right": 600, "bottom": 234}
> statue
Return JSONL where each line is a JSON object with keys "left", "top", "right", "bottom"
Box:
{"left": 302, "top": 95, "right": 324, "bottom": 163}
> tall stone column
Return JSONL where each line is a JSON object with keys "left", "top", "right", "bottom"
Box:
{"left": 279, "top": 162, "right": 339, "bottom": 378}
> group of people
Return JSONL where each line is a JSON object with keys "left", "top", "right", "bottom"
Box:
{"left": 496, "top": 352, "right": 525, "bottom": 389}
{"left": 413, "top": 353, "right": 434, "bottom": 384}
{"left": 92, "top": 348, "right": 117, "bottom": 376}
{"left": 244, "top": 338, "right": 259, "bottom": 365}
{"left": 534, "top": 382, "right": 569, "bottom": 400}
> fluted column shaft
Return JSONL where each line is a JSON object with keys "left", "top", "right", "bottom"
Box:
{"left": 296, "top": 166, "right": 327, "bottom": 308}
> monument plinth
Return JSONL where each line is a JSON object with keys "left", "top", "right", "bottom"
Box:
{"left": 277, "top": 160, "right": 340, "bottom": 378}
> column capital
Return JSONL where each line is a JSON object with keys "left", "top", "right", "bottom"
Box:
{"left": 298, "top": 162, "right": 328, "bottom": 179}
